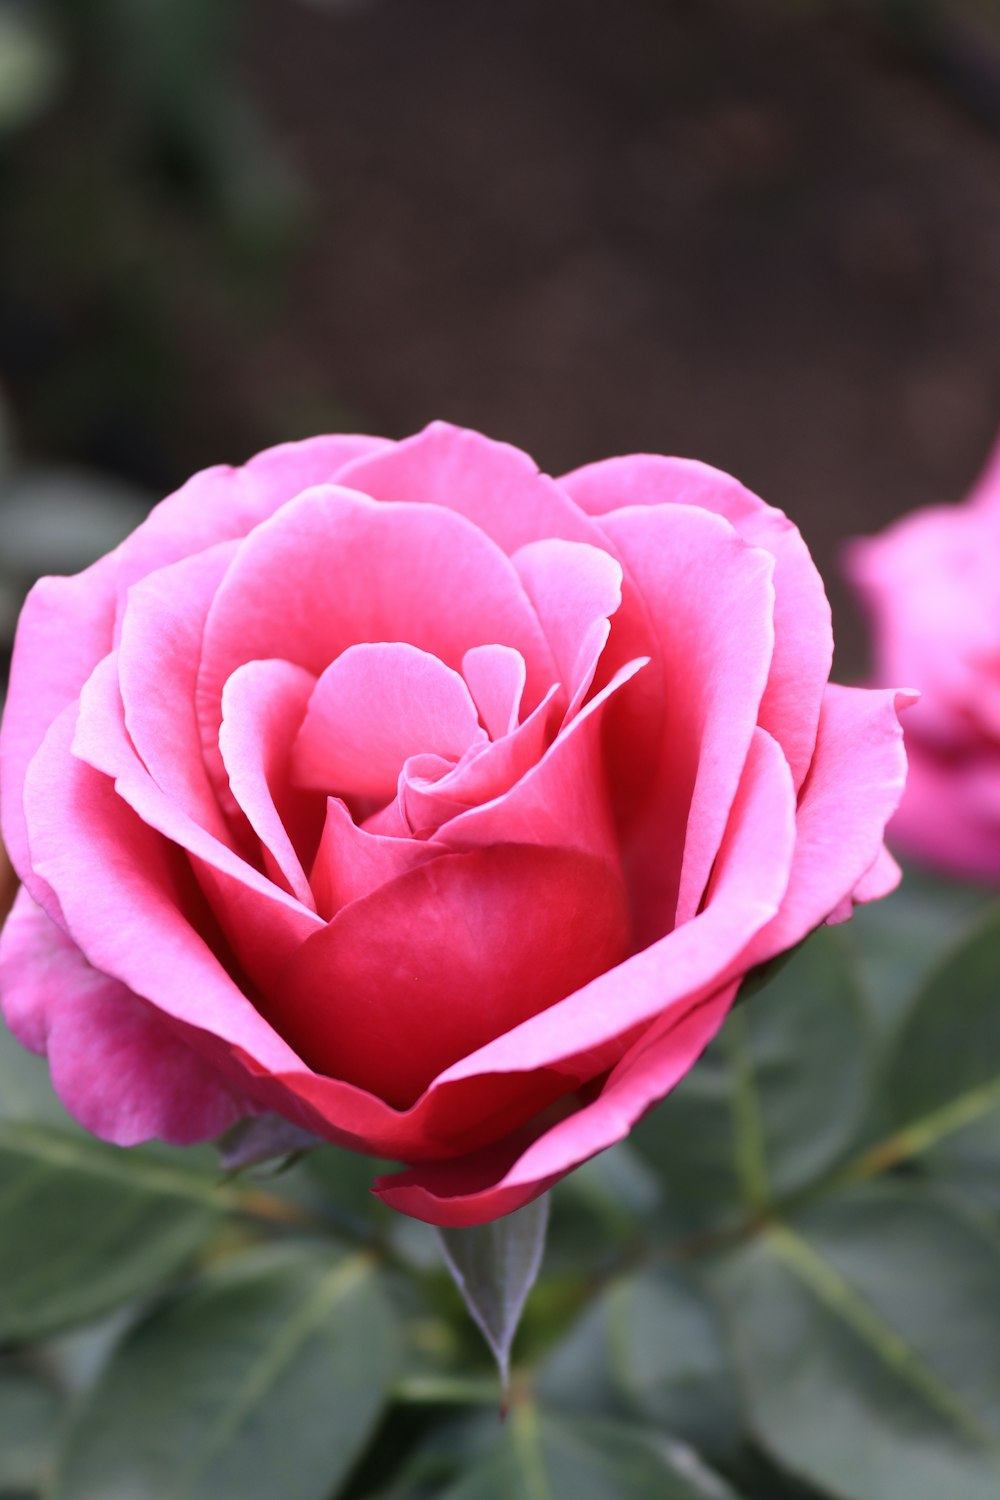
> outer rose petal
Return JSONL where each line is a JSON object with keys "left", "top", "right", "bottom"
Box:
{"left": 335, "top": 421, "right": 598, "bottom": 555}
{"left": 745, "top": 683, "right": 915, "bottom": 965}
{"left": 1, "top": 434, "right": 388, "bottom": 902}
{"left": 374, "top": 987, "right": 736, "bottom": 1225}
{"left": 0, "top": 889, "right": 251, "bottom": 1143}
{"left": 561, "top": 453, "right": 833, "bottom": 790}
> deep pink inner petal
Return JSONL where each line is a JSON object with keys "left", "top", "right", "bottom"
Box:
{"left": 310, "top": 797, "right": 441, "bottom": 919}
{"left": 291, "top": 642, "right": 485, "bottom": 804}
{"left": 272, "top": 844, "right": 631, "bottom": 1109}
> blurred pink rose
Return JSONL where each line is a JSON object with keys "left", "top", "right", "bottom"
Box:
{"left": 0, "top": 423, "right": 909, "bottom": 1225}
{"left": 848, "top": 439, "right": 1000, "bottom": 883}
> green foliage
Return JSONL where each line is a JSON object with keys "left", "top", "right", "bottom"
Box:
{"left": 0, "top": 868, "right": 999, "bottom": 1497}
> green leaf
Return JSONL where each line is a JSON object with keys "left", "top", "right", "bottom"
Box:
{"left": 0, "top": 1360, "right": 63, "bottom": 1492}
{"left": 438, "top": 1408, "right": 745, "bottom": 1499}
{"left": 538, "top": 1266, "right": 741, "bottom": 1462}
{"left": 435, "top": 1194, "right": 550, "bottom": 1394}
{"left": 879, "top": 902, "right": 1000, "bottom": 1203}
{"left": 846, "top": 868, "right": 995, "bottom": 1039}
{"left": 632, "top": 927, "right": 871, "bottom": 1233}
{"left": 53, "top": 1242, "right": 400, "bottom": 1500}
{"left": 0, "top": 1121, "right": 222, "bottom": 1341}
{"left": 713, "top": 1181, "right": 1000, "bottom": 1500}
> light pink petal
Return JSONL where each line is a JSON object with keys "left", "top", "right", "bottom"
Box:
{"left": 461, "top": 644, "right": 526, "bottom": 739}
{"left": 1, "top": 561, "right": 118, "bottom": 914}
{"left": 273, "top": 844, "right": 631, "bottom": 1109}
{"left": 562, "top": 454, "right": 832, "bottom": 790}
{"left": 374, "top": 986, "right": 736, "bottom": 1226}
{"left": 113, "top": 434, "right": 392, "bottom": 611}
{"left": 17, "top": 707, "right": 314, "bottom": 1095}
{"left": 0, "top": 889, "right": 251, "bottom": 1144}
{"left": 117, "top": 540, "right": 240, "bottom": 847}
{"left": 886, "top": 737, "right": 1000, "bottom": 883}
{"left": 599, "top": 504, "right": 776, "bottom": 935}
{"left": 851, "top": 843, "right": 902, "bottom": 905}
{"left": 309, "top": 797, "right": 440, "bottom": 918}
{"left": 72, "top": 655, "right": 322, "bottom": 993}
{"left": 219, "top": 660, "right": 319, "bottom": 907}
{"left": 512, "top": 539, "right": 623, "bottom": 716}
{"left": 196, "top": 488, "right": 558, "bottom": 809}
{"left": 335, "top": 421, "right": 597, "bottom": 555}
{"left": 746, "top": 684, "right": 915, "bottom": 965}
{"left": 0, "top": 435, "right": 388, "bottom": 902}
{"left": 291, "top": 642, "right": 485, "bottom": 803}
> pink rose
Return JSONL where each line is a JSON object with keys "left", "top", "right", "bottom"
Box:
{"left": 0, "top": 423, "right": 909, "bottom": 1225}
{"left": 848, "top": 439, "right": 1000, "bottom": 883}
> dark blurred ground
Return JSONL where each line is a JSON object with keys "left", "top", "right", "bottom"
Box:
{"left": 2, "top": 0, "right": 1000, "bottom": 673}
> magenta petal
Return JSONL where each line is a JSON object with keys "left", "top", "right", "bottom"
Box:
{"left": 219, "top": 660, "right": 318, "bottom": 907}
{"left": 373, "top": 986, "right": 735, "bottom": 1226}
{"left": 0, "top": 890, "right": 251, "bottom": 1144}
{"left": 599, "top": 503, "right": 776, "bottom": 933}
{"left": 310, "top": 797, "right": 441, "bottom": 917}
{"left": 292, "top": 642, "right": 485, "bottom": 802}
{"left": 562, "top": 454, "right": 832, "bottom": 791}
{"left": 335, "top": 421, "right": 598, "bottom": 554}
{"left": 273, "top": 844, "right": 631, "bottom": 1109}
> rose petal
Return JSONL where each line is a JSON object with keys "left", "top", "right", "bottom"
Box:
{"left": 335, "top": 421, "right": 597, "bottom": 554}
{"left": 219, "top": 660, "right": 319, "bottom": 907}
{"left": 373, "top": 986, "right": 736, "bottom": 1226}
{"left": 72, "top": 655, "right": 322, "bottom": 992}
{"left": 196, "top": 488, "right": 559, "bottom": 811}
{"left": 0, "top": 889, "right": 251, "bottom": 1144}
{"left": 512, "top": 538, "right": 623, "bottom": 717}
{"left": 0, "top": 436, "right": 388, "bottom": 906}
{"left": 272, "top": 844, "right": 631, "bottom": 1109}
{"left": 310, "top": 796, "right": 441, "bottom": 918}
{"left": 562, "top": 454, "right": 832, "bottom": 790}
{"left": 292, "top": 642, "right": 485, "bottom": 803}
{"left": 461, "top": 644, "right": 526, "bottom": 739}
{"left": 598, "top": 503, "right": 776, "bottom": 934}
{"left": 746, "top": 684, "right": 915, "bottom": 964}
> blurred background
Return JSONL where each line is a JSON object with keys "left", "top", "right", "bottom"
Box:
{"left": 2, "top": 0, "right": 1000, "bottom": 684}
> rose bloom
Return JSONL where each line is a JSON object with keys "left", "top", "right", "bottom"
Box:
{"left": 0, "top": 424, "right": 910, "bottom": 1225}
{"left": 848, "top": 438, "right": 1000, "bottom": 884}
